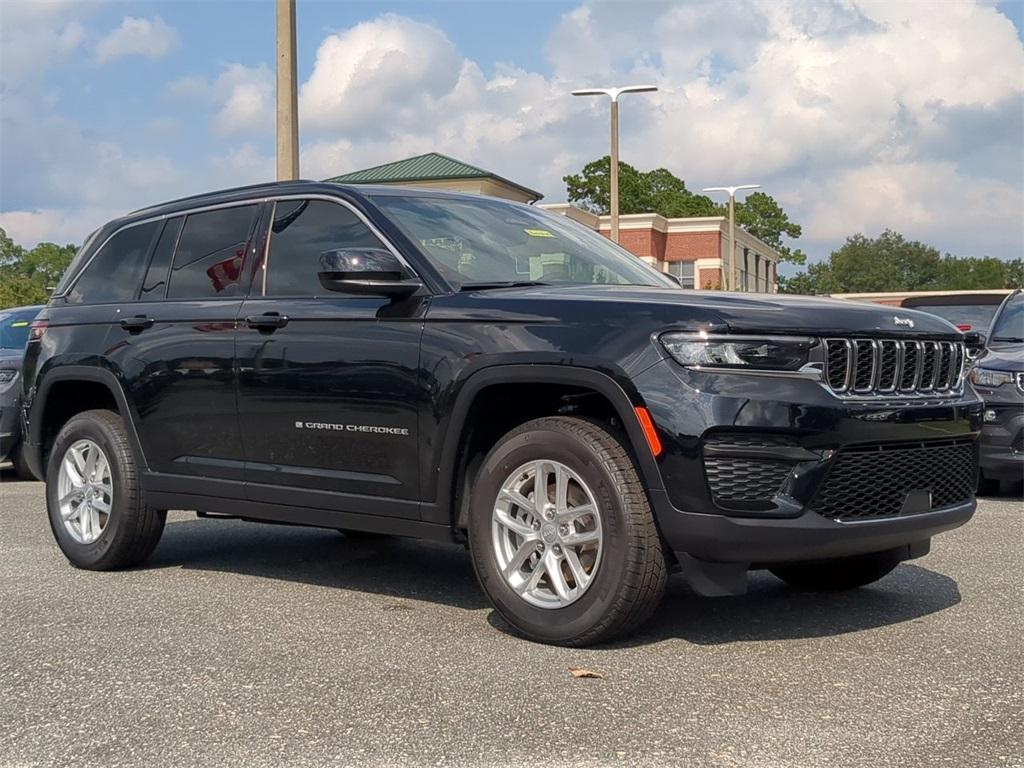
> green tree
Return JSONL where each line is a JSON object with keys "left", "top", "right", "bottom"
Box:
{"left": 564, "top": 157, "right": 806, "bottom": 264}
{"left": 780, "top": 229, "right": 1020, "bottom": 295}
{"left": 1004, "top": 258, "right": 1023, "bottom": 289}
{"left": 0, "top": 227, "right": 78, "bottom": 309}
{"left": 734, "top": 192, "right": 806, "bottom": 265}
{"left": 564, "top": 156, "right": 720, "bottom": 218}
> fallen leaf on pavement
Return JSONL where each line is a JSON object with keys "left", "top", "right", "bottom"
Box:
{"left": 568, "top": 666, "right": 603, "bottom": 679}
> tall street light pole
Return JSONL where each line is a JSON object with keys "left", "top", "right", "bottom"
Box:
{"left": 276, "top": 0, "right": 299, "bottom": 180}
{"left": 702, "top": 184, "right": 759, "bottom": 291}
{"left": 572, "top": 85, "right": 658, "bottom": 244}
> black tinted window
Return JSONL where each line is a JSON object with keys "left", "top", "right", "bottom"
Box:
{"left": 265, "top": 200, "right": 385, "bottom": 296}
{"left": 68, "top": 222, "right": 160, "bottom": 304}
{"left": 168, "top": 205, "right": 258, "bottom": 299}
{"left": 140, "top": 217, "right": 183, "bottom": 301}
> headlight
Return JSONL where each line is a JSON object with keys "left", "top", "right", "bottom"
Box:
{"left": 660, "top": 333, "right": 815, "bottom": 371}
{"left": 970, "top": 367, "right": 1013, "bottom": 387}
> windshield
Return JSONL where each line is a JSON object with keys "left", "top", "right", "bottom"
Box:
{"left": 371, "top": 195, "right": 675, "bottom": 290}
{"left": 0, "top": 308, "right": 38, "bottom": 350}
{"left": 904, "top": 303, "right": 999, "bottom": 332}
{"left": 990, "top": 293, "right": 1023, "bottom": 342}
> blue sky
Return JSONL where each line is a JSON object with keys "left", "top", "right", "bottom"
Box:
{"left": 1, "top": 0, "right": 1022, "bottom": 273}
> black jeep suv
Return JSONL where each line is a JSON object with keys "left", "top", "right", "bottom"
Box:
{"left": 21, "top": 182, "right": 982, "bottom": 645}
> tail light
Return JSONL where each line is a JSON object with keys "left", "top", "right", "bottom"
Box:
{"left": 29, "top": 319, "right": 49, "bottom": 340}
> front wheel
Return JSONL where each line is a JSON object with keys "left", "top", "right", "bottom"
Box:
{"left": 467, "top": 416, "right": 667, "bottom": 646}
{"left": 46, "top": 409, "right": 166, "bottom": 570}
{"left": 769, "top": 549, "right": 902, "bottom": 591}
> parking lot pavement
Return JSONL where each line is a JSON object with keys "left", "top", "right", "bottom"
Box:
{"left": 1, "top": 473, "right": 1021, "bottom": 768}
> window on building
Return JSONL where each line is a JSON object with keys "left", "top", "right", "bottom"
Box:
{"left": 667, "top": 260, "right": 695, "bottom": 289}
{"left": 139, "top": 217, "right": 183, "bottom": 301}
{"left": 67, "top": 221, "right": 160, "bottom": 304}
{"left": 263, "top": 200, "right": 387, "bottom": 297}
{"left": 167, "top": 205, "right": 259, "bottom": 299}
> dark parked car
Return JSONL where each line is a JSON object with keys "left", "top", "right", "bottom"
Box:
{"left": 969, "top": 289, "right": 1023, "bottom": 494}
{"left": 0, "top": 304, "right": 43, "bottom": 478}
{"left": 20, "top": 182, "right": 982, "bottom": 645}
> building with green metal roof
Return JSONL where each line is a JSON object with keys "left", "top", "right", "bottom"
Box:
{"left": 323, "top": 152, "right": 543, "bottom": 204}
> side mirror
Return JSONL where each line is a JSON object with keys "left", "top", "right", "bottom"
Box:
{"left": 317, "top": 248, "right": 422, "bottom": 298}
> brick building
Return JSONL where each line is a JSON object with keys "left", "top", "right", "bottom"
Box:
{"left": 539, "top": 204, "right": 780, "bottom": 292}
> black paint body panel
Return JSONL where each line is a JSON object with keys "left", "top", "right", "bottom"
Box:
{"left": 20, "top": 180, "right": 982, "bottom": 566}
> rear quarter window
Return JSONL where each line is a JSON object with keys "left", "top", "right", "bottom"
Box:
{"left": 66, "top": 222, "right": 160, "bottom": 305}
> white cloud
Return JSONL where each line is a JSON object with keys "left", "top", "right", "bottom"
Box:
{"left": 95, "top": 15, "right": 178, "bottom": 64}
{"left": 299, "top": 14, "right": 463, "bottom": 134}
{"left": 0, "top": 207, "right": 112, "bottom": 247}
{"left": 170, "top": 64, "right": 274, "bottom": 135}
{"left": 2, "top": 1, "right": 1022, "bottom": 262}
{"left": 798, "top": 161, "right": 1023, "bottom": 256}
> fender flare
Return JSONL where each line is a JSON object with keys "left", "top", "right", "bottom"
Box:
{"left": 432, "top": 364, "right": 665, "bottom": 526}
{"left": 27, "top": 365, "right": 149, "bottom": 473}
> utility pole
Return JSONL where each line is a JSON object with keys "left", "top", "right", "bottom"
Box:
{"left": 276, "top": 0, "right": 299, "bottom": 180}
{"left": 703, "top": 184, "right": 760, "bottom": 290}
{"left": 572, "top": 85, "right": 658, "bottom": 244}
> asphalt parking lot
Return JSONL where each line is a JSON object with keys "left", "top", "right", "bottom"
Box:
{"left": 1, "top": 472, "right": 1021, "bottom": 768}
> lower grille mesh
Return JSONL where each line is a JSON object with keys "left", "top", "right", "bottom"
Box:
{"left": 704, "top": 457, "right": 793, "bottom": 501}
{"left": 811, "top": 439, "right": 976, "bottom": 520}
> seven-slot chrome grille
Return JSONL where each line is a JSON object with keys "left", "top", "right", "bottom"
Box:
{"left": 824, "top": 338, "right": 965, "bottom": 398}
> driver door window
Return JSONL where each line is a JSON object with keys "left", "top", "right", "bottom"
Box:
{"left": 263, "top": 200, "right": 387, "bottom": 297}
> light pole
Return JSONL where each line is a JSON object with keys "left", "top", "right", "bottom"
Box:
{"left": 572, "top": 85, "right": 658, "bottom": 244}
{"left": 276, "top": 0, "right": 299, "bottom": 180}
{"left": 703, "top": 184, "right": 760, "bottom": 291}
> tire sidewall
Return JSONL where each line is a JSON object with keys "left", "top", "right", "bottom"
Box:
{"left": 468, "top": 423, "right": 635, "bottom": 644}
{"left": 46, "top": 414, "right": 134, "bottom": 569}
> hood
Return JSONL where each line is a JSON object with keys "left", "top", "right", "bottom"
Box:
{"left": 0, "top": 348, "right": 25, "bottom": 365}
{"left": 472, "top": 284, "right": 963, "bottom": 338}
{"left": 976, "top": 342, "right": 1024, "bottom": 372}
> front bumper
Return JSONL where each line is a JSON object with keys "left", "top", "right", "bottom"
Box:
{"left": 633, "top": 358, "right": 982, "bottom": 564}
{"left": 978, "top": 403, "right": 1023, "bottom": 481}
{"left": 0, "top": 402, "right": 21, "bottom": 462}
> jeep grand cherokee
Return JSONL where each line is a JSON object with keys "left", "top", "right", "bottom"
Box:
{"left": 20, "top": 182, "right": 982, "bottom": 645}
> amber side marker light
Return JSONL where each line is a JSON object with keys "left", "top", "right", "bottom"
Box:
{"left": 634, "top": 406, "right": 663, "bottom": 457}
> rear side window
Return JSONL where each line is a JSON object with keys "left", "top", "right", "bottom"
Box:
{"left": 167, "top": 205, "right": 259, "bottom": 299}
{"left": 264, "top": 200, "right": 386, "bottom": 296}
{"left": 67, "top": 222, "right": 160, "bottom": 305}
{"left": 139, "top": 217, "right": 183, "bottom": 301}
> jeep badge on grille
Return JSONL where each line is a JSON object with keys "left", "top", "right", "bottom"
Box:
{"left": 893, "top": 316, "right": 915, "bottom": 328}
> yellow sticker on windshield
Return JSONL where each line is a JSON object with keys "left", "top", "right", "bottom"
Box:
{"left": 10, "top": 321, "right": 28, "bottom": 327}
{"left": 524, "top": 228, "right": 555, "bottom": 238}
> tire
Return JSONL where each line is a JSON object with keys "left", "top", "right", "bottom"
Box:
{"left": 467, "top": 416, "right": 666, "bottom": 646}
{"left": 45, "top": 409, "right": 166, "bottom": 570}
{"left": 769, "top": 549, "right": 902, "bottom": 591}
{"left": 12, "top": 444, "right": 35, "bottom": 480}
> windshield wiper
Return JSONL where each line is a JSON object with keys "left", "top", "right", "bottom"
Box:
{"left": 992, "top": 336, "right": 1024, "bottom": 343}
{"left": 459, "top": 281, "right": 552, "bottom": 291}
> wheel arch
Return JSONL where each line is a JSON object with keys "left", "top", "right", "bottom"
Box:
{"left": 26, "top": 366, "right": 147, "bottom": 477}
{"left": 433, "top": 364, "right": 665, "bottom": 531}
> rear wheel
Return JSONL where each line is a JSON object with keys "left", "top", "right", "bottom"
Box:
{"left": 46, "top": 409, "right": 166, "bottom": 570}
{"left": 769, "top": 549, "right": 902, "bottom": 591}
{"left": 467, "top": 416, "right": 666, "bottom": 646}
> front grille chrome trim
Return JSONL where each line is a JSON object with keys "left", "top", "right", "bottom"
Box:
{"left": 823, "top": 337, "right": 966, "bottom": 400}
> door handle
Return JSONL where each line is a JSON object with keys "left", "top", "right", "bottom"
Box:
{"left": 245, "top": 312, "right": 289, "bottom": 332}
{"left": 120, "top": 315, "right": 154, "bottom": 333}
